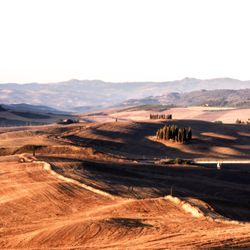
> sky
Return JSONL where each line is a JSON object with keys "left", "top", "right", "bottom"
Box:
{"left": 0, "top": 0, "right": 250, "bottom": 83}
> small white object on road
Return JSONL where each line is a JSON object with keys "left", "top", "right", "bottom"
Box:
{"left": 217, "top": 162, "right": 221, "bottom": 170}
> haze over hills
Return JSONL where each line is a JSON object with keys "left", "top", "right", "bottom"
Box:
{"left": 1, "top": 78, "right": 250, "bottom": 111}
{"left": 121, "top": 89, "right": 250, "bottom": 108}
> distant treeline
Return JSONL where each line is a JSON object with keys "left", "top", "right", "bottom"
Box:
{"left": 156, "top": 125, "right": 192, "bottom": 143}
{"left": 150, "top": 114, "right": 172, "bottom": 120}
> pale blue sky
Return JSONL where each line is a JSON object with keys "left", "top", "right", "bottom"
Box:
{"left": 0, "top": 0, "right": 250, "bottom": 83}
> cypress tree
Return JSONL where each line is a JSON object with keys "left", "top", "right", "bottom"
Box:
{"left": 187, "top": 127, "right": 192, "bottom": 141}
{"left": 156, "top": 130, "right": 159, "bottom": 139}
{"left": 159, "top": 128, "right": 163, "bottom": 139}
{"left": 162, "top": 126, "right": 166, "bottom": 140}
{"left": 183, "top": 128, "right": 187, "bottom": 142}
{"left": 171, "top": 125, "right": 175, "bottom": 140}
{"left": 177, "top": 129, "right": 181, "bottom": 142}
{"left": 166, "top": 126, "right": 170, "bottom": 140}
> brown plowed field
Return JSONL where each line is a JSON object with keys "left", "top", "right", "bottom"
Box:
{"left": 0, "top": 119, "right": 250, "bottom": 249}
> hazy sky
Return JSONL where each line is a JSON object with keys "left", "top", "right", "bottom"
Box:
{"left": 0, "top": 0, "right": 250, "bottom": 83}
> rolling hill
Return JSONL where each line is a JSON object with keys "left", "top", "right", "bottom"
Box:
{"left": 0, "top": 104, "right": 75, "bottom": 127}
{"left": 120, "top": 89, "right": 250, "bottom": 108}
{"left": 0, "top": 120, "right": 249, "bottom": 248}
{"left": 1, "top": 103, "right": 67, "bottom": 114}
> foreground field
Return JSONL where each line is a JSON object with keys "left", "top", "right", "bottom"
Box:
{"left": 1, "top": 156, "right": 250, "bottom": 249}
{"left": 0, "top": 120, "right": 250, "bottom": 249}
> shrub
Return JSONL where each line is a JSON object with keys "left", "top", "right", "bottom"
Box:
{"left": 13, "top": 144, "right": 44, "bottom": 156}
{"left": 174, "top": 158, "right": 182, "bottom": 164}
{"left": 236, "top": 119, "right": 242, "bottom": 124}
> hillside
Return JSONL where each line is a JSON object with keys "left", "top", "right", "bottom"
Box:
{"left": 0, "top": 120, "right": 249, "bottom": 248}
{"left": 1, "top": 78, "right": 250, "bottom": 111}
{"left": 121, "top": 89, "right": 250, "bottom": 108}
{"left": 0, "top": 104, "right": 75, "bottom": 127}
{"left": 81, "top": 105, "right": 250, "bottom": 124}
{"left": 1, "top": 103, "right": 67, "bottom": 114}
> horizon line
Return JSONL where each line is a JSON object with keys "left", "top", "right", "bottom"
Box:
{"left": 0, "top": 77, "right": 248, "bottom": 85}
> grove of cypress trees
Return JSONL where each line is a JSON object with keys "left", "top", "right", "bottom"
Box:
{"left": 150, "top": 114, "right": 173, "bottom": 120}
{"left": 156, "top": 125, "right": 192, "bottom": 143}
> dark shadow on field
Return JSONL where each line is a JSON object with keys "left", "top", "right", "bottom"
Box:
{"left": 48, "top": 155, "right": 250, "bottom": 222}
{"left": 63, "top": 120, "right": 250, "bottom": 160}
{"left": 44, "top": 120, "right": 250, "bottom": 221}
{"left": 157, "top": 120, "right": 250, "bottom": 159}
{"left": 106, "top": 218, "right": 153, "bottom": 228}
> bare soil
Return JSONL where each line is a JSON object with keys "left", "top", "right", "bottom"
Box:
{"left": 0, "top": 120, "right": 250, "bottom": 249}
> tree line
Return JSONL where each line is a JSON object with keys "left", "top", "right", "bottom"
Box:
{"left": 156, "top": 124, "right": 192, "bottom": 143}
{"left": 150, "top": 114, "right": 172, "bottom": 120}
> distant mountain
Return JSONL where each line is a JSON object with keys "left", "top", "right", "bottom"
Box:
{"left": 120, "top": 89, "right": 250, "bottom": 108}
{"left": 1, "top": 78, "right": 250, "bottom": 111}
